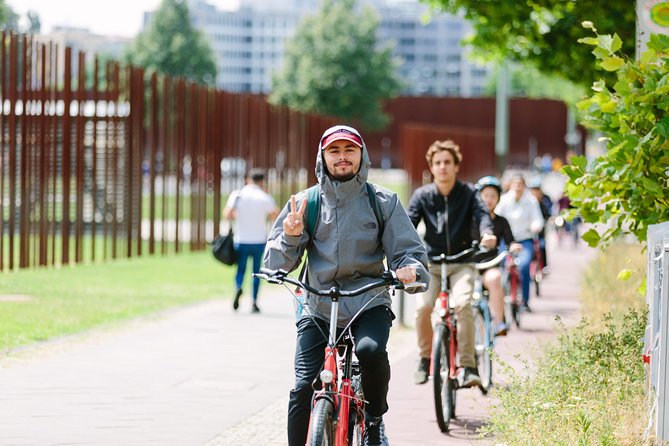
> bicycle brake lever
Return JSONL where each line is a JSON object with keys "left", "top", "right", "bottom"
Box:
{"left": 401, "top": 281, "right": 427, "bottom": 293}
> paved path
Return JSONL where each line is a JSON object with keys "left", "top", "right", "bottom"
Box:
{"left": 0, "top": 234, "right": 594, "bottom": 446}
{"left": 384, "top": 236, "right": 592, "bottom": 445}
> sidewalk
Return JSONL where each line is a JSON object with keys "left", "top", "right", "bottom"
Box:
{"left": 0, "top": 235, "right": 595, "bottom": 446}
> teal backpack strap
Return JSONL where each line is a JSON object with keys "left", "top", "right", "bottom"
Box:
{"left": 298, "top": 184, "right": 321, "bottom": 284}
{"left": 366, "top": 182, "right": 385, "bottom": 239}
{"left": 306, "top": 185, "right": 321, "bottom": 242}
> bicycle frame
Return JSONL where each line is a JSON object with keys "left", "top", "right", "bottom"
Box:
{"left": 530, "top": 233, "right": 544, "bottom": 297}
{"left": 435, "top": 260, "right": 458, "bottom": 383}
{"left": 504, "top": 250, "right": 522, "bottom": 327}
{"left": 255, "top": 268, "right": 424, "bottom": 446}
{"left": 429, "top": 245, "right": 488, "bottom": 432}
{"left": 316, "top": 298, "right": 364, "bottom": 446}
{"left": 472, "top": 249, "right": 507, "bottom": 392}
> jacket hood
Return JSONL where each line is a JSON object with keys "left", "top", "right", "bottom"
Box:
{"left": 316, "top": 125, "right": 371, "bottom": 190}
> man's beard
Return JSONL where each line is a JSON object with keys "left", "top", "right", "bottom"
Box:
{"left": 331, "top": 172, "right": 356, "bottom": 182}
{"left": 324, "top": 162, "right": 357, "bottom": 182}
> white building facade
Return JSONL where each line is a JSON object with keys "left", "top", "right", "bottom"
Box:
{"left": 163, "top": 0, "right": 491, "bottom": 96}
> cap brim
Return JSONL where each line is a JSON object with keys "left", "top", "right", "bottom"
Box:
{"left": 321, "top": 134, "right": 362, "bottom": 149}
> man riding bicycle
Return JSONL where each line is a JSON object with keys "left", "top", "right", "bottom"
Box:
{"left": 407, "top": 140, "right": 496, "bottom": 388}
{"left": 264, "top": 125, "right": 429, "bottom": 446}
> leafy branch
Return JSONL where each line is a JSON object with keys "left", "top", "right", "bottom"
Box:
{"left": 562, "top": 22, "right": 669, "bottom": 248}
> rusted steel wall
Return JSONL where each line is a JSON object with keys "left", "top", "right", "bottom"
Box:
{"left": 0, "top": 32, "right": 333, "bottom": 271}
{"left": 400, "top": 123, "right": 496, "bottom": 190}
{"left": 365, "top": 96, "right": 581, "bottom": 175}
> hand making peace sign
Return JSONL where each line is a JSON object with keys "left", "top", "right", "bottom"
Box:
{"left": 283, "top": 195, "right": 307, "bottom": 236}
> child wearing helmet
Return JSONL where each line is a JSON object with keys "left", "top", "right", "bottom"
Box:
{"left": 475, "top": 176, "right": 522, "bottom": 336}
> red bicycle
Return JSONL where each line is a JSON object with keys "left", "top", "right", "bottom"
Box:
{"left": 429, "top": 245, "right": 490, "bottom": 432}
{"left": 255, "top": 268, "right": 425, "bottom": 446}
{"left": 530, "top": 233, "right": 545, "bottom": 297}
{"left": 503, "top": 250, "right": 522, "bottom": 329}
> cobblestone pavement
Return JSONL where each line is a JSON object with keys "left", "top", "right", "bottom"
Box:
{"left": 0, "top": 233, "right": 594, "bottom": 446}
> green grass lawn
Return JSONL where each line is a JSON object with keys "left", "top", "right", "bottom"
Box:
{"left": 0, "top": 252, "right": 236, "bottom": 352}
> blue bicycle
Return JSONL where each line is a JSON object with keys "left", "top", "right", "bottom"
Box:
{"left": 472, "top": 249, "right": 508, "bottom": 394}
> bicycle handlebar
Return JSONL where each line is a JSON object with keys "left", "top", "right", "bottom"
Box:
{"left": 475, "top": 249, "right": 508, "bottom": 270}
{"left": 255, "top": 268, "right": 426, "bottom": 296}
{"left": 429, "top": 245, "right": 478, "bottom": 263}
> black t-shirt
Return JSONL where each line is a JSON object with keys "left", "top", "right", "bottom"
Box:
{"left": 491, "top": 214, "right": 515, "bottom": 248}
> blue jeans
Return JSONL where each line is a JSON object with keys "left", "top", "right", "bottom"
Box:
{"left": 234, "top": 243, "right": 266, "bottom": 300}
{"left": 517, "top": 239, "right": 535, "bottom": 305}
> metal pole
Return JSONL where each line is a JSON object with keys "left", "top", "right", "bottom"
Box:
{"left": 659, "top": 243, "right": 669, "bottom": 441}
{"left": 494, "top": 62, "right": 509, "bottom": 174}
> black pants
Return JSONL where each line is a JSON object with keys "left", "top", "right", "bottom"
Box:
{"left": 287, "top": 305, "right": 394, "bottom": 446}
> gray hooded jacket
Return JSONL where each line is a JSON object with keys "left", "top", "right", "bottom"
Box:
{"left": 264, "top": 125, "right": 429, "bottom": 327}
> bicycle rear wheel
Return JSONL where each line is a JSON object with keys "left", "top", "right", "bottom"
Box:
{"left": 307, "top": 398, "right": 335, "bottom": 446}
{"left": 432, "top": 323, "right": 455, "bottom": 432}
{"left": 474, "top": 308, "right": 492, "bottom": 394}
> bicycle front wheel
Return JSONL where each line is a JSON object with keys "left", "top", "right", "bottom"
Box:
{"left": 307, "top": 398, "right": 335, "bottom": 446}
{"left": 348, "top": 374, "right": 364, "bottom": 446}
{"left": 432, "top": 323, "right": 455, "bottom": 432}
{"left": 474, "top": 307, "right": 492, "bottom": 394}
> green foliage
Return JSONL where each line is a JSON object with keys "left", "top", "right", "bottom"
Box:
{"left": 562, "top": 25, "right": 669, "bottom": 247}
{"left": 488, "top": 309, "right": 648, "bottom": 445}
{"left": 0, "top": 0, "right": 18, "bottom": 32}
{"left": 421, "top": 0, "right": 635, "bottom": 88}
{"left": 124, "top": 0, "right": 216, "bottom": 85}
{"left": 269, "top": 0, "right": 402, "bottom": 131}
{"left": 486, "top": 244, "right": 649, "bottom": 444}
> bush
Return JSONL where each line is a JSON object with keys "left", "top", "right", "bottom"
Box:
{"left": 486, "top": 245, "right": 650, "bottom": 445}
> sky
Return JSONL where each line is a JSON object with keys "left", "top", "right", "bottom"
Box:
{"left": 8, "top": 0, "right": 240, "bottom": 38}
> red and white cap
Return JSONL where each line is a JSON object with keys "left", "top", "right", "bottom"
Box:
{"left": 320, "top": 126, "right": 363, "bottom": 149}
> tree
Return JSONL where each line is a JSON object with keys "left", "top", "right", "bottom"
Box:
{"left": 563, "top": 24, "right": 669, "bottom": 248}
{"left": 0, "top": 0, "right": 19, "bottom": 32}
{"left": 269, "top": 0, "right": 402, "bottom": 131}
{"left": 26, "top": 10, "right": 40, "bottom": 34}
{"left": 125, "top": 0, "right": 216, "bottom": 85}
{"left": 421, "top": 0, "right": 635, "bottom": 88}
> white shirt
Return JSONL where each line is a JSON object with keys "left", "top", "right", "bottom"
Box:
{"left": 495, "top": 190, "right": 544, "bottom": 241}
{"left": 226, "top": 184, "right": 277, "bottom": 244}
